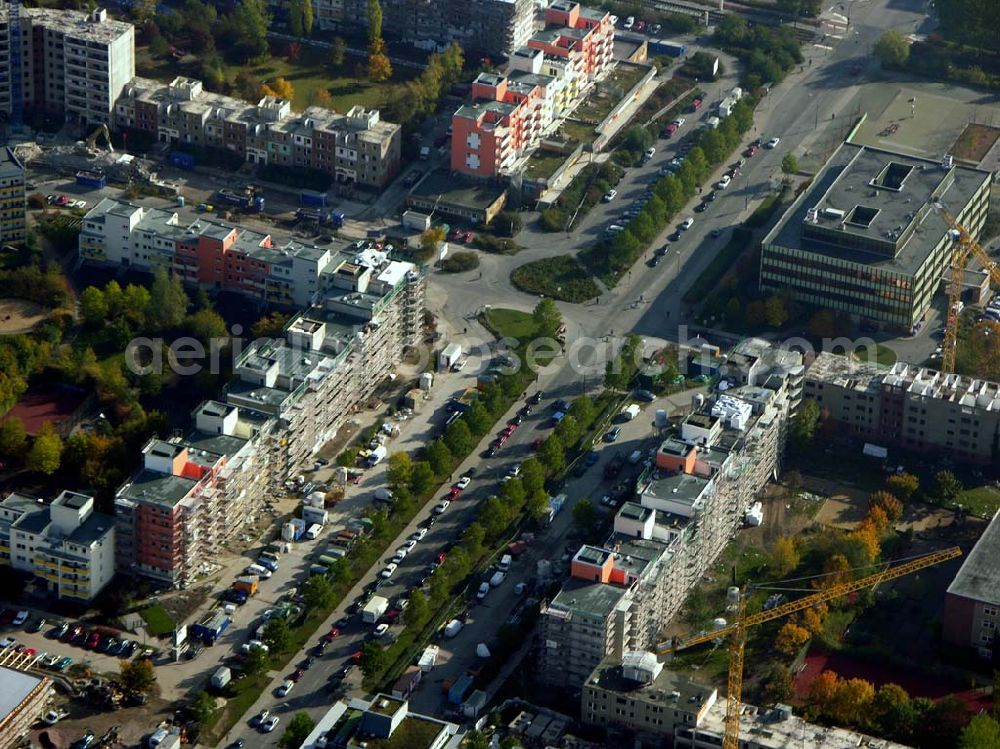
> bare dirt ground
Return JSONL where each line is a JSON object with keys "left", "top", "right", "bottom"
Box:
{"left": 0, "top": 298, "right": 49, "bottom": 334}
{"left": 30, "top": 694, "right": 175, "bottom": 749}
{"left": 809, "top": 474, "right": 958, "bottom": 532}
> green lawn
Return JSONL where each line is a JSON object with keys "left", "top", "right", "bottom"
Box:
{"left": 482, "top": 308, "right": 537, "bottom": 340}
{"left": 854, "top": 343, "right": 897, "bottom": 367}
{"left": 957, "top": 485, "right": 1000, "bottom": 518}
{"left": 524, "top": 149, "right": 570, "bottom": 180}
{"left": 559, "top": 119, "right": 599, "bottom": 145}
{"left": 139, "top": 603, "right": 176, "bottom": 637}
{"left": 136, "top": 44, "right": 414, "bottom": 113}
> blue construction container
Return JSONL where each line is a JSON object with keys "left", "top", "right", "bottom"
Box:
{"left": 300, "top": 190, "right": 328, "bottom": 207}
{"left": 168, "top": 151, "right": 196, "bottom": 169}
{"left": 650, "top": 39, "right": 686, "bottom": 57}
{"left": 448, "top": 673, "right": 474, "bottom": 704}
{"left": 75, "top": 170, "right": 106, "bottom": 189}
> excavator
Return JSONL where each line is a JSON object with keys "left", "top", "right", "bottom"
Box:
{"left": 81, "top": 123, "right": 114, "bottom": 154}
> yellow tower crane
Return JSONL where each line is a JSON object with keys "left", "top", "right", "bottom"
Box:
{"left": 935, "top": 203, "right": 997, "bottom": 373}
{"left": 657, "top": 546, "right": 962, "bottom": 749}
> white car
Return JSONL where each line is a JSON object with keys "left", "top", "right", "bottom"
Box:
{"left": 374, "top": 623, "right": 389, "bottom": 637}
{"left": 602, "top": 189, "right": 618, "bottom": 202}
{"left": 380, "top": 562, "right": 398, "bottom": 579}
{"left": 410, "top": 528, "right": 428, "bottom": 542}
{"left": 455, "top": 476, "right": 471, "bottom": 490}
{"left": 644, "top": 147, "right": 656, "bottom": 160}
{"left": 432, "top": 500, "right": 450, "bottom": 515}
{"left": 766, "top": 137, "right": 780, "bottom": 149}
{"left": 397, "top": 598, "right": 409, "bottom": 610}
{"left": 276, "top": 679, "right": 294, "bottom": 697}
{"left": 391, "top": 548, "right": 408, "bottom": 563}
{"left": 13, "top": 611, "right": 28, "bottom": 626}
{"left": 672, "top": 118, "right": 686, "bottom": 127}
{"left": 44, "top": 709, "right": 68, "bottom": 725}
{"left": 715, "top": 175, "right": 732, "bottom": 190}
{"left": 679, "top": 218, "right": 694, "bottom": 231}
{"left": 262, "top": 716, "right": 280, "bottom": 733}
{"left": 623, "top": 15, "right": 634, "bottom": 29}
{"left": 402, "top": 539, "right": 418, "bottom": 551}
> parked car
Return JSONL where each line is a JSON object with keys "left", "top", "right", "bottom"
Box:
{"left": 261, "top": 715, "right": 280, "bottom": 733}
{"left": 602, "top": 189, "right": 618, "bottom": 202}
{"left": 373, "top": 623, "right": 389, "bottom": 638}
{"left": 380, "top": 563, "right": 398, "bottom": 579}
{"left": 12, "top": 611, "right": 28, "bottom": 627}
{"left": 604, "top": 427, "right": 622, "bottom": 442}
{"left": 433, "top": 500, "right": 450, "bottom": 515}
{"left": 679, "top": 218, "right": 694, "bottom": 230}
{"left": 455, "top": 476, "right": 471, "bottom": 490}
{"left": 766, "top": 137, "right": 781, "bottom": 148}
{"left": 716, "top": 175, "right": 732, "bottom": 190}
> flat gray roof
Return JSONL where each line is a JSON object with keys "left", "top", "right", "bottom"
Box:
{"left": 408, "top": 171, "right": 507, "bottom": 212}
{"left": 551, "top": 577, "right": 628, "bottom": 618}
{"left": 118, "top": 470, "right": 195, "bottom": 509}
{"left": 766, "top": 142, "right": 991, "bottom": 277}
{"left": 947, "top": 510, "right": 1000, "bottom": 605}
{"left": 0, "top": 667, "right": 43, "bottom": 721}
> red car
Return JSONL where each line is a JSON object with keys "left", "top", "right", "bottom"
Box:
{"left": 448, "top": 487, "right": 462, "bottom": 500}
{"left": 56, "top": 195, "right": 69, "bottom": 206}
{"left": 635, "top": 19, "right": 645, "bottom": 31}
{"left": 691, "top": 98, "right": 703, "bottom": 111}
{"left": 86, "top": 632, "right": 100, "bottom": 649}
{"left": 436, "top": 552, "right": 448, "bottom": 564}
{"left": 532, "top": 437, "right": 544, "bottom": 450}
{"left": 502, "top": 423, "right": 517, "bottom": 436}
{"left": 385, "top": 609, "right": 400, "bottom": 623}
{"left": 744, "top": 144, "right": 759, "bottom": 157}
{"left": 495, "top": 434, "right": 508, "bottom": 447}
{"left": 665, "top": 123, "right": 678, "bottom": 138}
{"left": 350, "top": 650, "right": 362, "bottom": 663}
{"left": 320, "top": 627, "right": 340, "bottom": 643}
{"left": 291, "top": 667, "right": 305, "bottom": 681}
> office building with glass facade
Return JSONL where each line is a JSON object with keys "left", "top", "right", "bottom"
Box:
{"left": 761, "top": 143, "right": 992, "bottom": 332}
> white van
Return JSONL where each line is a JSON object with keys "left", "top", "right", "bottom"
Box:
{"left": 305, "top": 523, "right": 322, "bottom": 540}
{"left": 373, "top": 487, "right": 394, "bottom": 502}
{"left": 245, "top": 564, "right": 271, "bottom": 579}
{"left": 476, "top": 582, "right": 490, "bottom": 601}
{"left": 499, "top": 554, "right": 512, "bottom": 572}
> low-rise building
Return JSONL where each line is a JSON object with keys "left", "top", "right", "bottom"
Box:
{"left": 298, "top": 693, "right": 458, "bottom": 749}
{"left": 538, "top": 340, "right": 802, "bottom": 691}
{"left": 115, "top": 77, "right": 401, "bottom": 188}
{"left": 761, "top": 143, "right": 992, "bottom": 332}
{"left": 0, "top": 667, "right": 53, "bottom": 749}
{"left": 943, "top": 509, "right": 1000, "bottom": 661}
{"left": 405, "top": 170, "right": 508, "bottom": 224}
{"left": 0, "top": 491, "right": 115, "bottom": 601}
{"left": 0, "top": 148, "right": 26, "bottom": 245}
{"left": 804, "top": 351, "right": 1000, "bottom": 464}
{"left": 583, "top": 653, "right": 717, "bottom": 740}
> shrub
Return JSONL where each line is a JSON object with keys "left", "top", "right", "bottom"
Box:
{"left": 472, "top": 233, "right": 520, "bottom": 255}
{"left": 440, "top": 251, "right": 480, "bottom": 273}
{"left": 510, "top": 255, "right": 601, "bottom": 302}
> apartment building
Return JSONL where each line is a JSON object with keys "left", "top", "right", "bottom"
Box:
{"left": 0, "top": 491, "right": 115, "bottom": 601}
{"left": 0, "top": 147, "right": 26, "bottom": 245}
{"left": 0, "top": 7, "right": 134, "bottom": 125}
{"left": 583, "top": 652, "right": 718, "bottom": 741}
{"left": 114, "top": 407, "right": 274, "bottom": 585}
{"left": 450, "top": 2, "right": 612, "bottom": 178}
{"left": 115, "top": 77, "right": 401, "bottom": 188}
{"left": 538, "top": 340, "right": 802, "bottom": 691}
{"left": 80, "top": 198, "right": 366, "bottom": 307}
{"left": 943, "top": 509, "right": 1000, "bottom": 660}
{"left": 310, "top": 0, "right": 534, "bottom": 57}
{"left": 804, "top": 351, "right": 1000, "bottom": 464}
{"left": 225, "top": 252, "right": 424, "bottom": 473}
{"left": 675, "top": 701, "right": 913, "bottom": 749}
{"left": 0, "top": 668, "right": 53, "bottom": 749}
{"left": 761, "top": 143, "right": 993, "bottom": 332}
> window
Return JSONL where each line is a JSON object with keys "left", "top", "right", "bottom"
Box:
{"left": 984, "top": 606, "right": 998, "bottom": 617}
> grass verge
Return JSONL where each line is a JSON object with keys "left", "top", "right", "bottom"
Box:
{"left": 138, "top": 603, "right": 175, "bottom": 637}
{"left": 682, "top": 228, "right": 754, "bottom": 304}
{"left": 957, "top": 485, "right": 1000, "bottom": 518}
{"left": 481, "top": 308, "right": 537, "bottom": 340}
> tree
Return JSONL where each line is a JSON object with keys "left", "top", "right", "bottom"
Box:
{"left": 80, "top": 286, "right": 108, "bottom": 326}
{"left": 420, "top": 227, "right": 445, "bottom": 254}
{"left": 119, "top": 657, "right": 156, "bottom": 695}
{"left": 573, "top": 498, "right": 599, "bottom": 538}
{"left": 443, "top": 419, "right": 473, "bottom": 456}
{"left": 302, "top": 574, "right": 334, "bottom": 610}
{"left": 148, "top": 268, "right": 188, "bottom": 332}
{"left": 799, "top": 605, "right": 826, "bottom": 635}
{"left": 464, "top": 401, "right": 492, "bottom": 436}
{"left": 301, "top": 0, "right": 313, "bottom": 36}
{"left": 0, "top": 417, "right": 27, "bottom": 459}
{"left": 869, "top": 490, "right": 903, "bottom": 522}
{"left": 465, "top": 730, "right": 490, "bottom": 749}
{"left": 278, "top": 712, "right": 316, "bottom": 749}
{"left": 532, "top": 298, "right": 562, "bottom": 339}
{"left": 331, "top": 37, "right": 348, "bottom": 67}
{"left": 809, "top": 309, "right": 837, "bottom": 339}
{"left": 289, "top": 0, "right": 304, "bottom": 38}
{"left": 828, "top": 677, "right": 875, "bottom": 726}
{"left": 745, "top": 300, "right": 766, "bottom": 327}
{"left": 494, "top": 211, "right": 522, "bottom": 237}
{"left": 931, "top": 470, "right": 962, "bottom": 504}
{"left": 520, "top": 458, "right": 545, "bottom": 494}
{"left": 770, "top": 536, "right": 800, "bottom": 577}
{"left": 229, "top": 0, "right": 271, "bottom": 61}
{"left": 961, "top": 714, "right": 1000, "bottom": 749}
{"left": 368, "top": 51, "right": 393, "bottom": 82}
{"left": 410, "top": 461, "right": 435, "bottom": 495}
{"left": 234, "top": 70, "right": 264, "bottom": 101}
{"left": 243, "top": 644, "right": 270, "bottom": 676}
{"left": 538, "top": 435, "right": 565, "bottom": 474}
{"left": 187, "top": 309, "right": 227, "bottom": 343}
{"left": 569, "top": 396, "right": 595, "bottom": 427}
{"left": 367, "top": 0, "right": 383, "bottom": 47}
{"left": 872, "top": 683, "right": 915, "bottom": 738}
{"left": 262, "top": 618, "right": 291, "bottom": 653}
{"left": 809, "top": 669, "right": 839, "bottom": 712}
{"left": 874, "top": 30, "right": 910, "bottom": 68}
{"left": 480, "top": 496, "right": 512, "bottom": 540}
{"left": 251, "top": 311, "right": 290, "bottom": 339}
{"left": 190, "top": 691, "right": 217, "bottom": 726}
{"left": 461, "top": 522, "right": 486, "bottom": 558}
{"left": 789, "top": 398, "right": 821, "bottom": 446}
{"left": 359, "top": 641, "right": 388, "bottom": 677}
{"left": 764, "top": 296, "right": 788, "bottom": 327}
{"left": 761, "top": 664, "right": 795, "bottom": 705}
{"left": 424, "top": 439, "right": 452, "bottom": 476}
{"left": 27, "top": 424, "right": 62, "bottom": 475}
{"left": 781, "top": 153, "right": 799, "bottom": 175}
{"left": 775, "top": 621, "right": 811, "bottom": 656}
{"left": 263, "top": 77, "right": 295, "bottom": 100}
{"left": 386, "top": 452, "right": 413, "bottom": 492}
{"left": 886, "top": 472, "right": 919, "bottom": 503}
{"left": 406, "top": 589, "right": 431, "bottom": 628}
